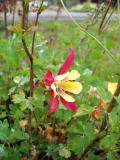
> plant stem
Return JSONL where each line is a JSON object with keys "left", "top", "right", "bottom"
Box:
{"left": 22, "top": 0, "right": 33, "bottom": 156}
{"left": 22, "top": 0, "right": 45, "bottom": 156}
{"left": 21, "top": 37, "right": 33, "bottom": 147}
{"left": 98, "top": 1, "right": 112, "bottom": 33}
{"left": 101, "top": 8, "right": 114, "bottom": 32}
{"left": 22, "top": 39, "right": 33, "bottom": 156}
{"left": 22, "top": 0, "right": 29, "bottom": 30}
{"left": 31, "top": 0, "right": 44, "bottom": 54}
{"left": 12, "top": 4, "right": 16, "bottom": 26}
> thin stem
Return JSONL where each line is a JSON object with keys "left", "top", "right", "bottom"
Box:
{"left": 22, "top": 38, "right": 33, "bottom": 156}
{"left": 101, "top": 8, "right": 114, "bottom": 32}
{"left": 22, "top": 0, "right": 33, "bottom": 157}
{"left": 12, "top": 4, "right": 16, "bottom": 26}
{"left": 60, "top": 0, "right": 120, "bottom": 65}
{"left": 98, "top": 1, "right": 111, "bottom": 33}
{"left": 22, "top": 37, "right": 32, "bottom": 63}
{"left": 21, "top": 0, "right": 45, "bottom": 156}
{"left": 22, "top": 0, "right": 29, "bottom": 30}
{"left": 31, "top": 0, "right": 44, "bottom": 54}
{"left": 55, "top": 5, "right": 62, "bottom": 20}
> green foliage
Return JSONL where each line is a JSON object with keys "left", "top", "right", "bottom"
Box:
{"left": 0, "top": 18, "right": 120, "bottom": 159}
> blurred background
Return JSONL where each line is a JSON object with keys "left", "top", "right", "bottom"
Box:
{"left": 0, "top": 0, "right": 117, "bottom": 37}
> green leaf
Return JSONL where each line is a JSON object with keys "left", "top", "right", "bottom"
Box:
{"left": 107, "top": 152, "right": 116, "bottom": 160}
{"left": 67, "top": 121, "right": 83, "bottom": 134}
{"left": 12, "top": 91, "right": 26, "bottom": 104}
{"left": 115, "top": 95, "right": 120, "bottom": 105}
{"left": 73, "top": 104, "right": 92, "bottom": 117}
{"left": 59, "top": 147, "right": 71, "bottom": 159}
{"left": 8, "top": 87, "right": 16, "bottom": 95}
{"left": 97, "top": 87, "right": 113, "bottom": 102}
{"left": 68, "top": 135, "right": 89, "bottom": 155}
{"left": 0, "top": 145, "right": 6, "bottom": 158}
{"left": 0, "top": 120, "right": 9, "bottom": 141}
{"left": 13, "top": 76, "right": 29, "bottom": 86}
{"left": 100, "top": 133, "right": 119, "bottom": 150}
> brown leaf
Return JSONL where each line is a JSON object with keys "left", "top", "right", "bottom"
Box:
{"left": 90, "top": 106, "right": 101, "bottom": 119}
{"left": 43, "top": 126, "right": 53, "bottom": 142}
{"left": 99, "top": 99, "right": 108, "bottom": 110}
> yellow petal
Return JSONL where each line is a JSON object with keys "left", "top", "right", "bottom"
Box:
{"left": 108, "top": 82, "right": 118, "bottom": 95}
{"left": 54, "top": 72, "right": 69, "bottom": 81}
{"left": 58, "top": 81, "right": 82, "bottom": 94}
{"left": 67, "top": 70, "right": 80, "bottom": 80}
{"left": 54, "top": 70, "right": 80, "bottom": 81}
{"left": 58, "top": 90, "right": 75, "bottom": 102}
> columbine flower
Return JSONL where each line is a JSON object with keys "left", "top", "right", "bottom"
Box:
{"left": 43, "top": 48, "right": 82, "bottom": 115}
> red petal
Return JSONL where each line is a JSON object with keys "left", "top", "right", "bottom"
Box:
{"left": 58, "top": 48, "right": 74, "bottom": 75}
{"left": 60, "top": 97, "right": 77, "bottom": 112}
{"left": 48, "top": 91, "right": 59, "bottom": 115}
{"left": 43, "top": 70, "right": 54, "bottom": 86}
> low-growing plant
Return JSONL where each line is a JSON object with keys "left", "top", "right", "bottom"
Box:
{"left": 0, "top": 0, "right": 120, "bottom": 160}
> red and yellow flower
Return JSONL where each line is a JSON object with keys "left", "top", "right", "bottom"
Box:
{"left": 43, "top": 49, "right": 82, "bottom": 115}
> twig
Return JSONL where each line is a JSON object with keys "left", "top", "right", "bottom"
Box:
{"left": 98, "top": 1, "right": 112, "bottom": 33}
{"left": 22, "top": 0, "right": 45, "bottom": 156}
{"left": 22, "top": 37, "right": 32, "bottom": 63}
{"left": 55, "top": 4, "right": 62, "bottom": 20}
{"left": 12, "top": 3, "right": 16, "bottom": 26}
{"left": 101, "top": 8, "right": 114, "bottom": 32}
{"left": 22, "top": 0, "right": 29, "bottom": 30}
{"left": 31, "top": 0, "right": 44, "bottom": 54}
{"left": 22, "top": 38, "right": 33, "bottom": 156}
{"left": 22, "top": 0, "right": 33, "bottom": 157}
